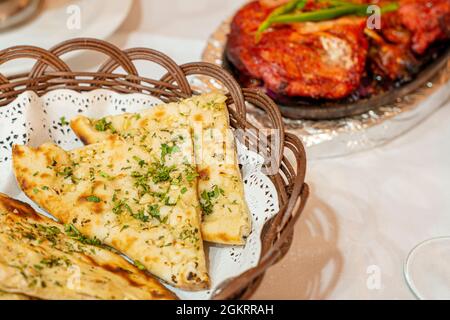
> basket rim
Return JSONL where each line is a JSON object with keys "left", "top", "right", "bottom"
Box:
{"left": 0, "top": 37, "right": 309, "bottom": 300}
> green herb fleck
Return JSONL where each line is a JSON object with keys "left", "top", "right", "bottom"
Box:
{"left": 40, "top": 256, "right": 71, "bottom": 268}
{"left": 86, "top": 195, "right": 101, "bottom": 203}
{"left": 99, "top": 171, "right": 112, "bottom": 180}
{"left": 60, "top": 116, "right": 69, "bottom": 126}
{"left": 57, "top": 166, "right": 74, "bottom": 179}
{"left": 161, "top": 143, "right": 180, "bottom": 161}
{"left": 185, "top": 165, "right": 199, "bottom": 183}
{"left": 179, "top": 227, "right": 200, "bottom": 244}
{"left": 151, "top": 163, "right": 176, "bottom": 184}
{"left": 133, "top": 156, "right": 147, "bottom": 168}
{"left": 132, "top": 208, "right": 149, "bottom": 223}
{"left": 148, "top": 204, "right": 160, "bottom": 220}
{"left": 113, "top": 199, "right": 133, "bottom": 215}
{"left": 135, "top": 260, "right": 146, "bottom": 271}
{"left": 200, "top": 185, "right": 224, "bottom": 215}
{"left": 94, "top": 118, "right": 113, "bottom": 132}
{"left": 65, "top": 224, "right": 102, "bottom": 246}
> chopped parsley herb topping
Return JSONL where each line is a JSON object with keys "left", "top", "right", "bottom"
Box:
{"left": 33, "top": 224, "right": 61, "bottom": 245}
{"left": 131, "top": 204, "right": 167, "bottom": 224}
{"left": 150, "top": 162, "right": 176, "bottom": 184}
{"left": 132, "top": 156, "right": 147, "bottom": 168}
{"left": 57, "top": 166, "right": 74, "bottom": 179}
{"left": 131, "top": 171, "right": 150, "bottom": 196}
{"left": 164, "top": 196, "right": 179, "bottom": 206}
{"left": 94, "top": 118, "right": 113, "bottom": 132}
{"left": 185, "top": 165, "right": 199, "bottom": 183}
{"left": 131, "top": 162, "right": 176, "bottom": 196}
{"left": 40, "top": 256, "right": 71, "bottom": 268}
{"left": 64, "top": 224, "right": 102, "bottom": 246}
{"left": 60, "top": 116, "right": 69, "bottom": 126}
{"left": 161, "top": 143, "right": 180, "bottom": 161}
{"left": 132, "top": 209, "right": 149, "bottom": 223}
{"left": 112, "top": 198, "right": 133, "bottom": 215}
{"left": 99, "top": 171, "right": 113, "bottom": 180}
{"left": 135, "top": 260, "right": 146, "bottom": 271}
{"left": 200, "top": 185, "right": 224, "bottom": 215}
{"left": 86, "top": 195, "right": 101, "bottom": 203}
{"left": 179, "top": 227, "right": 200, "bottom": 244}
{"left": 147, "top": 204, "right": 160, "bottom": 220}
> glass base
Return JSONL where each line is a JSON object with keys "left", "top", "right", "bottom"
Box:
{"left": 405, "top": 237, "right": 450, "bottom": 299}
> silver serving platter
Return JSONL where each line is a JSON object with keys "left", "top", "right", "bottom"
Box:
{"left": 200, "top": 17, "right": 450, "bottom": 159}
{"left": 0, "top": 0, "right": 41, "bottom": 31}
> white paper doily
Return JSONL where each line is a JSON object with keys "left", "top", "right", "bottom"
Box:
{"left": 0, "top": 89, "right": 279, "bottom": 300}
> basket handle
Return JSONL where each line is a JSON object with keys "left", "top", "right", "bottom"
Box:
{"left": 160, "top": 62, "right": 247, "bottom": 119}
{"left": 212, "top": 184, "right": 309, "bottom": 300}
{"left": 28, "top": 38, "right": 139, "bottom": 79}
{"left": 0, "top": 45, "right": 71, "bottom": 78}
{"left": 240, "top": 88, "right": 285, "bottom": 173}
{"left": 212, "top": 133, "right": 308, "bottom": 300}
{"left": 0, "top": 74, "right": 8, "bottom": 86}
{"left": 98, "top": 48, "right": 192, "bottom": 96}
{"left": 257, "top": 133, "right": 307, "bottom": 259}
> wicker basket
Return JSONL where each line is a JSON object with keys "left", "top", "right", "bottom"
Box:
{"left": 0, "top": 38, "right": 309, "bottom": 300}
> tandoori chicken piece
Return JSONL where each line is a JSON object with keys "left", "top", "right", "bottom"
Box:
{"left": 227, "top": 1, "right": 368, "bottom": 99}
{"left": 396, "top": 0, "right": 450, "bottom": 55}
{"left": 367, "top": 0, "right": 449, "bottom": 80}
{"left": 226, "top": 0, "right": 450, "bottom": 99}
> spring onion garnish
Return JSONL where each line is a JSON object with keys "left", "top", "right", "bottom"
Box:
{"left": 255, "top": 0, "right": 399, "bottom": 41}
{"left": 256, "top": 0, "right": 307, "bottom": 41}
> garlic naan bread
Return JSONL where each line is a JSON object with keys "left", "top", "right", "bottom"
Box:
{"left": 0, "top": 193, "right": 176, "bottom": 300}
{"left": 0, "top": 291, "right": 33, "bottom": 300}
{"left": 70, "top": 93, "right": 251, "bottom": 245}
{"left": 12, "top": 133, "right": 209, "bottom": 290}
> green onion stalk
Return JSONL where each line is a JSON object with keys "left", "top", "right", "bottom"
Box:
{"left": 255, "top": 0, "right": 399, "bottom": 41}
{"left": 256, "top": 0, "right": 307, "bottom": 41}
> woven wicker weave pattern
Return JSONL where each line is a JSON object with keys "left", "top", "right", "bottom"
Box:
{"left": 0, "top": 38, "right": 309, "bottom": 300}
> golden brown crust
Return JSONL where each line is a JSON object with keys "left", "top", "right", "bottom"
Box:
{"left": 70, "top": 93, "right": 252, "bottom": 245}
{"left": 70, "top": 117, "right": 107, "bottom": 145}
{"left": 0, "top": 193, "right": 177, "bottom": 300}
{"left": 13, "top": 130, "right": 209, "bottom": 290}
{"left": 0, "top": 291, "right": 35, "bottom": 300}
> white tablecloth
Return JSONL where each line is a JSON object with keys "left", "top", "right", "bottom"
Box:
{"left": 114, "top": 0, "right": 450, "bottom": 300}
{"left": 22, "top": 0, "right": 450, "bottom": 299}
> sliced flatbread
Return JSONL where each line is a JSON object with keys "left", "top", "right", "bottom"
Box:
{"left": 12, "top": 132, "right": 209, "bottom": 290}
{"left": 0, "top": 193, "right": 176, "bottom": 300}
{"left": 0, "top": 291, "right": 34, "bottom": 300}
{"left": 70, "top": 93, "right": 251, "bottom": 245}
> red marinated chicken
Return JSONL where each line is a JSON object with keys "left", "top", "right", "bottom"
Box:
{"left": 227, "top": 1, "right": 368, "bottom": 99}
{"left": 226, "top": 0, "right": 450, "bottom": 100}
{"left": 397, "top": 0, "right": 450, "bottom": 54}
{"left": 368, "top": 0, "right": 450, "bottom": 80}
